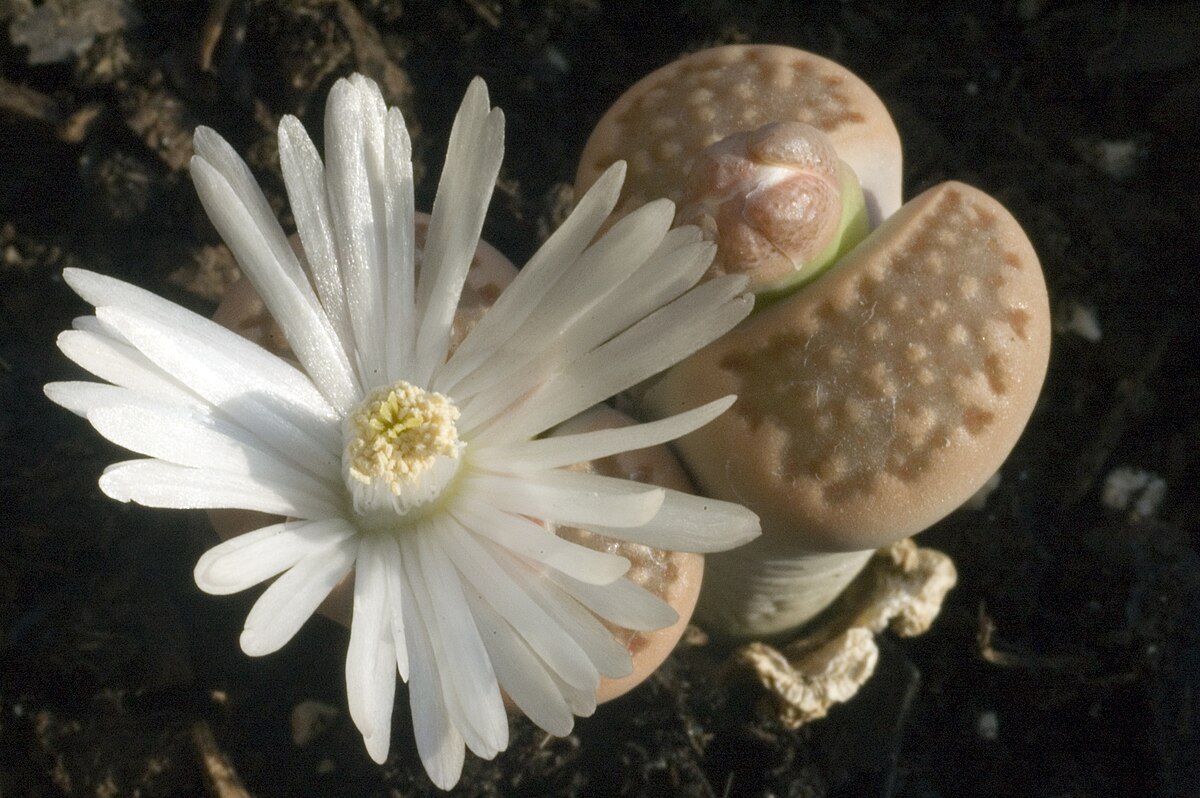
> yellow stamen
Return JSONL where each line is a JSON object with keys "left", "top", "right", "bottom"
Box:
{"left": 344, "top": 381, "right": 461, "bottom": 497}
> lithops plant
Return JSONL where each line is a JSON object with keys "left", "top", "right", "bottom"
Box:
{"left": 209, "top": 218, "right": 708, "bottom": 706}
{"left": 578, "top": 44, "right": 1051, "bottom": 720}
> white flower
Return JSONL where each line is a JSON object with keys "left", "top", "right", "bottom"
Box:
{"left": 45, "top": 74, "right": 759, "bottom": 788}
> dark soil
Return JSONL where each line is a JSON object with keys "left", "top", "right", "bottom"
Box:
{"left": 2, "top": 1, "right": 1197, "bottom": 796}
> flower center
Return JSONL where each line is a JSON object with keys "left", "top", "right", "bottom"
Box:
{"left": 342, "top": 381, "right": 463, "bottom": 520}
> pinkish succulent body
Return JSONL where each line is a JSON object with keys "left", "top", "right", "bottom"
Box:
{"left": 578, "top": 45, "right": 1051, "bottom": 640}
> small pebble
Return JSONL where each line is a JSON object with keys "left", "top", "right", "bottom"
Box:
{"left": 290, "top": 699, "right": 340, "bottom": 747}
{"left": 1056, "top": 300, "right": 1102, "bottom": 342}
{"left": 1102, "top": 466, "right": 1167, "bottom": 519}
{"left": 976, "top": 710, "right": 1000, "bottom": 741}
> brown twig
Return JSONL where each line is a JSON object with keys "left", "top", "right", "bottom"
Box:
{"left": 199, "top": 0, "right": 235, "bottom": 72}
{"left": 977, "top": 603, "right": 1097, "bottom": 674}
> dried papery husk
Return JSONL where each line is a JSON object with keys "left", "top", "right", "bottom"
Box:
{"left": 733, "top": 538, "right": 956, "bottom": 728}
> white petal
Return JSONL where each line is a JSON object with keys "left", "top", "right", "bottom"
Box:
{"left": 457, "top": 233, "right": 714, "bottom": 420}
{"left": 449, "top": 494, "right": 629, "bottom": 584}
{"left": 513, "top": 565, "right": 632, "bottom": 679}
{"left": 399, "top": 574, "right": 465, "bottom": 789}
{"left": 239, "top": 534, "right": 357, "bottom": 656}
{"left": 93, "top": 305, "right": 340, "bottom": 477}
{"left": 451, "top": 198, "right": 675, "bottom": 412}
{"left": 545, "top": 571, "right": 678, "bottom": 632}
{"left": 192, "top": 126, "right": 295, "bottom": 260}
{"left": 358, "top": 628, "right": 397, "bottom": 764}
{"left": 99, "top": 459, "right": 337, "bottom": 518}
{"left": 408, "top": 528, "right": 508, "bottom": 758}
{"left": 413, "top": 77, "right": 504, "bottom": 386}
{"left": 375, "top": 531, "right": 409, "bottom": 681}
{"left": 439, "top": 525, "right": 599, "bottom": 692}
{"left": 194, "top": 518, "right": 357, "bottom": 595}
{"left": 585, "top": 489, "right": 761, "bottom": 553}
{"left": 190, "top": 152, "right": 360, "bottom": 411}
{"left": 578, "top": 227, "right": 712, "bottom": 333}
{"left": 62, "top": 268, "right": 336, "bottom": 420}
{"left": 323, "top": 77, "right": 388, "bottom": 385}
{"left": 383, "top": 107, "right": 417, "bottom": 382}
{"left": 458, "top": 231, "right": 713, "bottom": 418}
{"left": 434, "top": 162, "right": 626, "bottom": 393}
{"left": 547, "top": 668, "right": 597, "bottom": 718}
{"left": 462, "top": 586, "right": 574, "bottom": 736}
{"left": 56, "top": 328, "right": 201, "bottom": 409}
{"left": 472, "top": 396, "right": 736, "bottom": 472}
{"left": 468, "top": 275, "right": 752, "bottom": 445}
{"left": 84, "top": 394, "right": 340, "bottom": 500}
{"left": 44, "top": 381, "right": 137, "bottom": 418}
{"left": 462, "top": 469, "right": 664, "bottom": 529}
{"left": 347, "top": 533, "right": 392, "bottom": 740}
{"left": 277, "top": 115, "right": 353, "bottom": 356}
{"left": 355, "top": 76, "right": 399, "bottom": 386}
{"left": 71, "top": 311, "right": 123, "bottom": 340}
{"left": 398, "top": 533, "right": 505, "bottom": 761}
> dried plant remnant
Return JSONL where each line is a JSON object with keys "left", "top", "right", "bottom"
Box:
{"left": 734, "top": 539, "right": 957, "bottom": 728}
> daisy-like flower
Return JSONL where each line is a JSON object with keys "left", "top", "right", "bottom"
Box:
{"left": 46, "top": 75, "right": 759, "bottom": 788}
